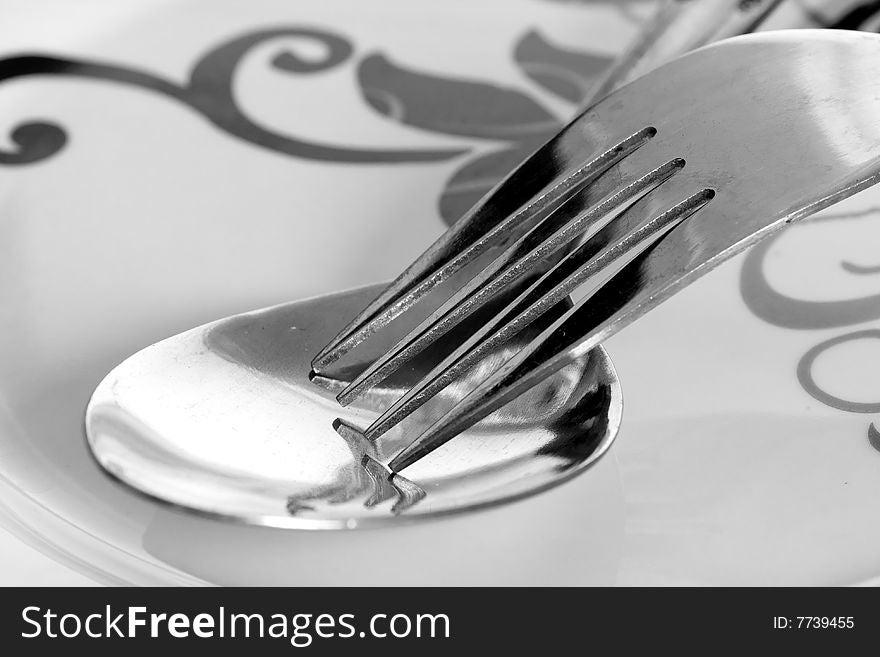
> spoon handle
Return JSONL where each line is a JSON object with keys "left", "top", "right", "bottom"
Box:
{"left": 582, "top": 0, "right": 784, "bottom": 108}
{"left": 760, "top": 0, "right": 880, "bottom": 31}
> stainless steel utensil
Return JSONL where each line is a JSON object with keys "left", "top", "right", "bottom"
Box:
{"left": 312, "top": 0, "right": 877, "bottom": 376}
{"left": 315, "top": 30, "right": 880, "bottom": 470}
{"left": 85, "top": 284, "right": 621, "bottom": 527}
{"left": 583, "top": 0, "right": 785, "bottom": 107}
{"left": 312, "top": 0, "right": 786, "bottom": 375}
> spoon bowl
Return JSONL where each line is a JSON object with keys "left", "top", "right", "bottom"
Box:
{"left": 85, "top": 283, "right": 622, "bottom": 529}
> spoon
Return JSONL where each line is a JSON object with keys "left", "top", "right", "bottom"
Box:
{"left": 85, "top": 283, "right": 621, "bottom": 529}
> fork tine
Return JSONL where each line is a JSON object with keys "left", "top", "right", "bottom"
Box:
{"left": 336, "top": 156, "right": 686, "bottom": 406}
{"left": 311, "top": 126, "right": 658, "bottom": 372}
{"left": 387, "top": 188, "right": 715, "bottom": 471}
{"left": 363, "top": 179, "right": 692, "bottom": 440}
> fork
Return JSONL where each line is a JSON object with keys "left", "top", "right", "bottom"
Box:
{"left": 312, "top": 30, "right": 880, "bottom": 472}
{"left": 313, "top": 0, "right": 784, "bottom": 374}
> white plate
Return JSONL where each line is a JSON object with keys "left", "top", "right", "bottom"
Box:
{"left": 1, "top": 0, "right": 879, "bottom": 585}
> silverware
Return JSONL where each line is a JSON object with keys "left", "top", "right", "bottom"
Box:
{"left": 583, "top": 0, "right": 785, "bottom": 107}
{"left": 85, "top": 284, "right": 621, "bottom": 527}
{"left": 312, "top": 0, "right": 785, "bottom": 376}
{"left": 310, "top": 1, "right": 874, "bottom": 379}
{"left": 314, "top": 30, "right": 880, "bottom": 471}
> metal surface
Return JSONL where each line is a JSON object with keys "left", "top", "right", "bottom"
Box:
{"left": 584, "top": 0, "right": 785, "bottom": 107}
{"left": 310, "top": 0, "right": 786, "bottom": 375}
{"left": 316, "top": 30, "right": 880, "bottom": 469}
{"left": 85, "top": 283, "right": 621, "bottom": 528}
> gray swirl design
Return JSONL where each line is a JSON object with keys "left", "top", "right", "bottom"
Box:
{"left": 740, "top": 223, "right": 880, "bottom": 331}
{"left": 0, "top": 28, "right": 467, "bottom": 165}
{"left": 796, "top": 329, "right": 880, "bottom": 413}
{"left": 841, "top": 260, "right": 880, "bottom": 274}
{"left": 869, "top": 423, "right": 880, "bottom": 452}
{"left": 740, "top": 209, "right": 880, "bottom": 453}
{"left": 0, "top": 24, "right": 614, "bottom": 230}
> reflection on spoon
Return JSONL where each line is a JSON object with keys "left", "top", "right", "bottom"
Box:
{"left": 284, "top": 420, "right": 426, "bottom": 517}
{"left": 85, "top": 283, "right": 621, "bottom": 529}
